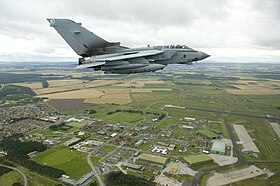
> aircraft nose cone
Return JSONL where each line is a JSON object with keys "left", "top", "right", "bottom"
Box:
{"left": 200, "top": 52, "right": 210, "bottom": 60}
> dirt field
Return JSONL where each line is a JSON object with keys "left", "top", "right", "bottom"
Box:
{"left": 34, "top": 87, "right": 78, "bottom": 95}
{"left": 37, "top": 89, "right": 104, "bottom": 99}
{"left": 226, "top": 80, "right": 280, "bottom": 95}
{"left": 84, "top": 88, "right": 130, "bottom": 104}
{"left": 47, "top": 79, "right": 86, "bottom": 87}
{"left": 47, "top": 99, "right": 95, "bottom": 111}
{"left": 206, "top": 165, "right": 268, "bottom": 186}
{"left": 233, "top": 124, "right": 260, "bottom": 153}
{"left": 38, "top": 87, "right": 131, "bottom": 105}
{"left": 83, "top": 80, "right": 120, "bottom": 88}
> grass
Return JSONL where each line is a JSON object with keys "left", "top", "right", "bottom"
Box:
{"left": 29, "top": 129, "right": 56, "bottom": 136}
{"left": 33, "top": 145, "right": 91, "bottom": 179}
{"left": 198, "top": 172, "right": 214, "bottom": 186}
{"left": 90, "top": 156, "right": 101, "bottom": 166}
{"left": 99, "top": 145, "right": 114, "bottom": 154}
{"left": 0, "top": 170, "right": 23, "bottom": 186}
{"left": 66, "top": 122, "right": 86, "bottom": 128}
{"left": 101, "top": 112, "right": 143, "bottom": 124}
{"left": 27, "top": 170, "right": 61, "bottom": 186}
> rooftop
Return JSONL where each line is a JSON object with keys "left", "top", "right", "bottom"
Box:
{"left": 184, "top": 154, "right": 213, "bottom": 165}
{"left": 139, "top": 153, "right": 168, "bottom": 164}
{"left": 211, "top": 140, "right": 226, "bottom": 152}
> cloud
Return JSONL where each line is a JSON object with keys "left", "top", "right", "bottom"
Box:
{"left": 0, "top": 0, "right": 279, "bottom": 62}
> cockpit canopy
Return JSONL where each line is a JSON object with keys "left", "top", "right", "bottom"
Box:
{"left": 154, "top": 45, "right": 192, "bottom": 50}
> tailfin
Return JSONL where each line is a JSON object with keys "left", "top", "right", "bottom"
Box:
{"left": 47, "top": 18, "right": 110, "bottom": 57}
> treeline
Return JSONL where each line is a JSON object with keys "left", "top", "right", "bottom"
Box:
{"left": 107, "top": 109, "right": 166, "bottom": 120}
{"left": 255, "top": 74, "right": 280, "bottom": 80}
{"left": 0, "top": 139, "right": 65, "bottom": 178}
{"left": 0, "top": 85, "right": 35, "bottom": 100}
{"left": 0, "top": 166, "right": 12, "bottom": 177}
{"left": 104, "top": 171, "right": 155, "bottom": 186}
{"left": 178, "top": 73, "right": 240, "bottom": 81}
{"left": 42, "top": 80, "right": 49, "bottom": 88}
{"left": 0, "top": 73, "right": 64, "bottom": 84}
{"left": 49, "top": 122, "right": 66, "bottom": 130}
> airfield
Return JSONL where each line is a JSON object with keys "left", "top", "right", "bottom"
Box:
{"left": 0, "top": 62, "right": 280, "bottom": 186}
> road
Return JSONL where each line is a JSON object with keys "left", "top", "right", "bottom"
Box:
{"left": 0, "top": 164, "right": 27, "bottom": 186}
{"left": 87, "top": 151, "right": 105, "bottom": 186}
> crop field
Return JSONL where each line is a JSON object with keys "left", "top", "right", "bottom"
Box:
{"left": 132, "top": 93, "right": 169, "bottom": 102}
{"left": 0, "top": 170, "right": 24, "bottom": 186}
{"left": 47, "top": 79, "right": 85, "bottom": 87}
{"left": 131, "top": 88, "right": 172, "bottom": 93}
{"left": 38, "top": 89, "right": 104, "bottom": 99}
{"left": 226, "top": 80, "right": 280, "bottom": 95}
{"left": 14, "top": 82, "right": 43, "bottom": 89}
{"left": 47, "top": 99, "right": 95, "bottom": 111}
{"left": 33, "top": 146, "right": 91, "bottom": 179}
{"left": 85, "top": 88, "right": 130, "bottom": 104}
{"left": 114, "top": 79, "right": 165, "bottom": 88}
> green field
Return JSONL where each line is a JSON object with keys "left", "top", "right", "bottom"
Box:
{"left": 33, "top": 146, "right": 91, "bottom": 179}
{"left": 90, "top": 156, "right": 101, "bottom": 166}
{"left": 0, "top": 170, "right": 23, "bottom": 186}
{"left": 102, "top": 112, "right": 143, "bottom": 123}
{"left": 66, "top": 122, "right": 86, "bottom": 128}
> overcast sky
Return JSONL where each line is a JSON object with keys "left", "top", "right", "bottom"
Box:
{"left": 0, "top": 0, "right": 279, "bottom": 63}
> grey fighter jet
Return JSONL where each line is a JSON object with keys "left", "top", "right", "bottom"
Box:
{"left": 47, "top": 18, "right": 209, "bottom": 74}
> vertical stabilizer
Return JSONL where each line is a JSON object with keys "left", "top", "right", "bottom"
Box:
{"left": 47, "top": 18, "right": 109, "bottom": 57}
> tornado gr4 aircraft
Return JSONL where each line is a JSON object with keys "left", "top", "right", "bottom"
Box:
{"left": 47, "top": 18, "right": 209, "bottom": 74}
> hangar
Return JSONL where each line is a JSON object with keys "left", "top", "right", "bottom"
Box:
{"left": 211, "top": 141, "right": 226, "bottom": 155}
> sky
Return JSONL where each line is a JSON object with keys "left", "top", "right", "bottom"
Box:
{"left": 0, "top": 0, "right": 279, "bottom": 63}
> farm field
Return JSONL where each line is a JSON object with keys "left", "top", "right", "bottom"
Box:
{"left": 14, "top": 82, "right": 43, "bottom": 89}
{"left": 226, "top": 80, "right": 280, "bottom": 95}
{"left": 47, "top": 99, "right": 95, "bottom": 111}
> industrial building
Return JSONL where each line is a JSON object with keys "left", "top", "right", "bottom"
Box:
{"left": 122, "top": 162, "right": 142, "bottom": 170}
{"left": 135, "top": 139, "right": 144, "bottom": 147}
{"left": 184, "top": 154, "right": 213, "bottom": 166}
{"left": 61, "top": 171, "right": 94, "bottom": 186}
{"left": 139, "top": 153, "right": 168, "bottom": 165}
{"left": 210, "top": 140, "right": 226, "bottom": 155}
{"left": 197, "top": 129, "right": 219, "bottom": 139}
